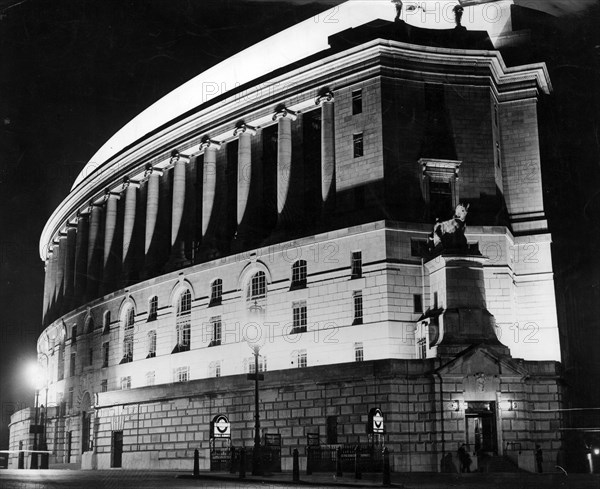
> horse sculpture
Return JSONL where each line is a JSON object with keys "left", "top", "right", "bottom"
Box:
{"left": 429, "top": 203, "right": 470, "bottom": 253}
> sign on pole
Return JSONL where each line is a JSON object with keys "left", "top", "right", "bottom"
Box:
{"left": 211, "top": 414, "right": 231, "bottom": 439}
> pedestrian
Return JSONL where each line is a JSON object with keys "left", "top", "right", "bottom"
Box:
{"left": 458, "top": 444, "right": 471, "bottom": 473}
{"left": 535, "top": 445, "right": 543, "bottom": 473}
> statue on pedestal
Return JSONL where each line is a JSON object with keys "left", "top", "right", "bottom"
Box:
{"left": 429, "top": 203, "right": 470, "bottom": 254}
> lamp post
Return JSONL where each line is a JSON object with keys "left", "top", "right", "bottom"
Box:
{"left": 27, "top": 361, "right": 43, "bottom": 469}
{"left": 39, "top": 354, "right": 49, "bottom": 469}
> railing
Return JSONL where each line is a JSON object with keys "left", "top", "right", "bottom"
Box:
{"left": 306, "top": 444, "right": 384, "bottom": 473}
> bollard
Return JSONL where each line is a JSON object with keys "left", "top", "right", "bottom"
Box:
{"left": 336, "top": 446, "right": 343, "bottom": 477}
{"left": 354, "top": 445, "right": 362, "bottom": 480}
{"left": 239, "top": 447, "right": 246, "bottom": 479}
{"left": 293, "top": 448, "right": 300, "bottom": 482}
{"left": 382, "top": 447, "right": 391, "bottom": 487}
{"left": 193, "top": 448, "right": 199, "bottom": 477}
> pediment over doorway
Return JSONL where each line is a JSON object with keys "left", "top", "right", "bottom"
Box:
{"left": 435, "top": 343, "right": 529, "bottom": 378}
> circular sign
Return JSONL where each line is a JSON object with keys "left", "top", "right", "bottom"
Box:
{"left": 372, "top": 409, "right": 384, "bottom": 433}
{"left": 212, "top": 415, "right": 230, "bottom": 438}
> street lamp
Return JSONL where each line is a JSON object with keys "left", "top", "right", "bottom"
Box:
{"left": 245, "top": 301, "right": 265, "bottom": 476}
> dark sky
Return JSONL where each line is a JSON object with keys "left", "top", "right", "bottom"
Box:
{"left": 0, "top": 0, "right": 598, "bottom": 449}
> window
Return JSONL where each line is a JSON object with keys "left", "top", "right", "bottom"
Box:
{"left": 146, "top": 371, "right": 155, "bottom": 386}
{"left": 496, "top": 142, "right": 501, "bottom": 168}
{"left": 246, "top": 356, "right": 267, "bottom": 373}
{"left": 88, "top": 348, "right": 93, "bottom": 366}
{"left": 248, "top": 272, "right": 266, "bottom": 300}
{"left": 352, "top": 89, "right": 362, "bottom": 115}
{"left": 209, "top": 361, "right": 221, "bottom": 378}
{"left": 209, "top": 316, "right": 222, "bottom": 347}
{"left": 148, "top": 296, "right": 158, "bottom": 321}
{"left": 433, "top": 291, "right": 439, "bottom": 310}
{"left": 173, "top": 290, "right": 191, "bottom": 353}
{"left": 413, "top": 294, "right": 423, "bottom": 314}
{"left": 102, "top": 342, "right": 109, "bottom": 368}
{"left": 296, "top": 349, "right": 307, "bottom": 368}
{"left": 291, "top": 260, "right": 307, "bottom": 289}
{"left": 210, "top": 279, "right": 223, "bottom": 306}
{"left": 292, "top": 302, "right": 307, "bottom": 334}
{"left": 326, "top": 416, "right": 338, "bottom": 444}
{"left": 100, "top": 379, "right": 108, "bottom": 393}
{"left": 68, "top": 387, "right": 74, "bottom": 409}
{"left": 173, "top": 366, "right": 189, "bottom": 383}
{"left": 350, "top": 251, "right": 362, "bottom": 279}
{"left": 103, "top": 311, "right": 111, "bottom": 334}
{"left": 353, "top": 133, "right": 364, "bottom": 158}
{"left": 353, "top": 291, "right": 363, "bottom": 325}
{"left": 71, "top": 325, "right": 77, "bottom": 344}
{"left": 417, "top": 337, "right": 427, "bottom": 359}
{"left": 120, "top": 376, "right": 131, "bottom": 390}
{"left": 419, "top": 159, "right": 461, "bottom": 220}
{"left": 429, "top": 180, "right": 453, "bottom": 220}
{"left": 69, "top": 352, "right": 76, "bottom": 376}
{"left": 121, "top": 306, "right": 135, "bottom": 363}
{"left": 57, "top": 345, "right": 65, "bottom": 380}
{"left": 147, "top": 330, "right": 156, "bottom": 358}
{"left": 355, "top": 342, "right": 364, "bottom": 362}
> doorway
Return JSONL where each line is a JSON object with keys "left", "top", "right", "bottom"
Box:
{"left": 465, "top": 401, "right": 497, "bottom": 454}
{"left": 111, "top": 430, "right": 123, "bottom": 468}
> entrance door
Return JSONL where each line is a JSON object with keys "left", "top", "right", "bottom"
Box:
{"left": 111, "top": 431, "right": 123, "bottom": 468}
{"left": 466, "top": 402, "right": 497, "bottom": 454}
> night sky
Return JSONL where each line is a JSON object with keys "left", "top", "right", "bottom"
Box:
{"left": 0, "top": 0, "right": 598, "bottom": 449}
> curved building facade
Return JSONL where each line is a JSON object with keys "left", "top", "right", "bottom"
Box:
{"left": 10, "top": 1, "right": 564, "bottom": 473}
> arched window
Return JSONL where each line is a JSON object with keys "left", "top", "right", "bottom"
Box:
{"left": 147, "top": 330, "right": 157, "bottom": 358}
{"left": 209, "top": 279, "right": 223, "bottom": 306}
{"left": 148, "top": 296, "right": 158, "bottom": 322}
{"left": 120, "top": 306, "right": 135, "bottom": 364}
{"left": 173, "top": 289, "right": 191, "bottom": 353}
{"left": 247, "top": 271, "right": 266, "bottom": 301}
{"left": 102, "top": 311, "right": 111, "bottom": 334}
{"left": 291, "top": 260, "right": 307, "bottom": 289}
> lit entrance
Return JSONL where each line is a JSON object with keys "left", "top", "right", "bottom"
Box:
{"left": 111, "top": 430, "right": 123, "bottom": 468}
{"left": 465, "top": 401, "right": 497, "bottom": 454}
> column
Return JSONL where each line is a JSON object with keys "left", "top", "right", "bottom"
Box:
{"left": 234, "top": 122, "right": 257, "bottom": 226}
{"left": 121, "top": 178, "right": 139, "bottom": 283}
{"left": 144, "top": 166, "right": 163, "bottom": 257}
{"left": 74, "top": 211, "right": 89, "bottom": 308}
{"left": 55, "top": 234, "right": 66, "bottom": 316}
{"left": 86, "top": 203, "right": 103, "bottom": 301}
{"left": 169, "top": 150, "right": 191, "bottom": 267}
{"left": 63, "top": 224, "right": 77, "bottom": 313}
{"left": 273, "top": 105, "right": 297, "bottom": 225}
{"left": 101, "top": 191, "right": 120, "bottom": 294}
{"left": 42, "top": 251, "right": 52, "bottom": 326}
{"left": 201, "top": 138, "right": 222, "bottom": 237}
{"left": 47, "top": 241, "right": 59, "bottom": 323}
{"left": 316, "top": 90, "right": 336, "bottom": 214}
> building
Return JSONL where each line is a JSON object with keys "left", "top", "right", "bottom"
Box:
{"left": 9, "top": 0, "right": 565, "bottom": 473}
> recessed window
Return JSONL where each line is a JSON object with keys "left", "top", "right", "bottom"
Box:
{"left": 147, "top": 330, "right": 157, "bottom": 358}
{"left": 354, "top": 342, "right": 364, "bottom": 362}
{"left": 121, "top": 306, "right": 135, "bottom": 364}
{"left": 417, "top": 337, "right": 427, "bottom": 359}
{"left": 209, "top": 316, "right": 222, "bottom": 347}
{"left": 291, "top": 260, "right": 307, "bottom": 289}
{"left": 414, "top": 294, "right": 423, "bottom": 314}
{"left": 353, "top": 291, "right": 363, "bottom": 325}
{"left": 71, "top": 325, "right": 77, "bottom": 344}
{"left": 173, "top": 290, "right": 191, "bottom": 353}
{"left": 353, "top": 133, "right": 364, "bottom": 158}
{"left": 88, "top": 348, "right": 93, "bottom": 367}
{"left": 433, "top": 291, "right": 439, "bottom": 310}
{"left": 292, "top": 301, "right": 307, "bottom": 334}
{"left": 173, "top": 366, "right": 189, "bottom": 383}
{"left": 148, "top": 296, "right": 158, "bottom": 322}
{"left": 210, "top": 279, "right": 223, "bottom": 306}
{"left": 326, "top": 416, "right": 338, "bottom": 444}
{"left": 57, "top": 346, "right": 65, "bottom": 380}
{"left": 69, "top": 353, "right": 76, "bottom": 377}
{"left": 351, "top": 251, "right": 362, "bottom": 279}
{"left": 295, "top": 349, "right": 307, "bottom": 368}
{"left": 246, "top": 355, "right": 267, "bottom": 373}
{"left": 352, "top": 89, "right": 363, "bottom": 115}
{"left": 146, "top": 371, "right": 155, "bottom": 386}
{"left": 209, "top": 361, "right": 221, "bottom": 378}
{"left": 120, "top": 376, "right": 131, "bottom": 390}
{"left": 68, "top": 387, "right": 74, "bottom": 408}
{"left": 102, "top": 342, "right": 109, "bottom": 368}
{"left": 103, "top": 311, "right": 111, "bottom": 334}
{"left": 100, "top": 380, "right": 108, "bottom": 393}
{"left": 248, "top": 272, "right": 266, "bottom": 300}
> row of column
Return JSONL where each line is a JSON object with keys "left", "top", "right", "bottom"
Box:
{"left": 42, "top": 93, "right": 336, "bottom": 326}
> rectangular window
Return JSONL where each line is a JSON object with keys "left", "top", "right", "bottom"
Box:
{"left": 433, "top": 291, "right": 439, "bottom": 310}
{"left": 146, "top": 371, "right": 155, "bottom": 386}
{"left": 351, "top": 251, "right": 362, "bottom": 279}
{"left": 353, "top": 291, "right": 363, "bottom": 325}
{"left": 326, "top": 416, "right": 338, "bottom": 444}
{"left": 57, "top": 347, "right": 65, "bottom": 381}
{"left": 209, "top": 316, "right": 222, "bottom": 346}
{"left": 292, "top": 302, "right": 307, "bottom": 334}
{"left": 148, "top": 296, "right": 158, "bottom": 321}
{"left": 102, "top": 342, "right": 109, "bottom": 368}
{"left": 353, "top": 133, "right": 364, "bottom": 158}
{"left": 173, "top": 366, "right": 189, "bottom": 383}
{"left": 413, "top": 294, "right": 423, "bottom": 314}
{"left": 68, "top": 387, "right": 74, "bottom": 409}
{"left": 417, "top": 337, "right": 427, "bottom": 359}
{"left": 120, "top": 376, "right": 131, "bottom": 390}
{"left": 147, "top": 331, "right": 156, "bottom": 358}
{"left": 88, "top": 348, "right": 93, "bottom": 366}
{"left": 296, "top": 349, "right": 307, "bottom": 368}
{"left": 247, "top": 356, "right": 267, "bottom": 373}
{"left": 291, "top": 261, "right": 307, "bottom": 289}
{"left": 354, "top": 342, "right": 364, "bottom": 362}
{"left": 352, "top": 89, "right": 363, "bottom": 115}
{"left": 215, "top": 361, "right": 221, "bottom": 378}
{"left": 100, "top": 380, "right": 108, "bottom": 393}
{"left": 429, "top": 180, "right": 453, "bottom": 220}
{"left": 71, "top": 325, "right": 77, "bottom": 344}
{"left": 175, "top": 317, "right": 191, "bottom": 352}
{"left": 69, "top": 353, "right": 76, "bottom": 377}
{"left": 210, "top": 279, "right": 223, "bottom": 306}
